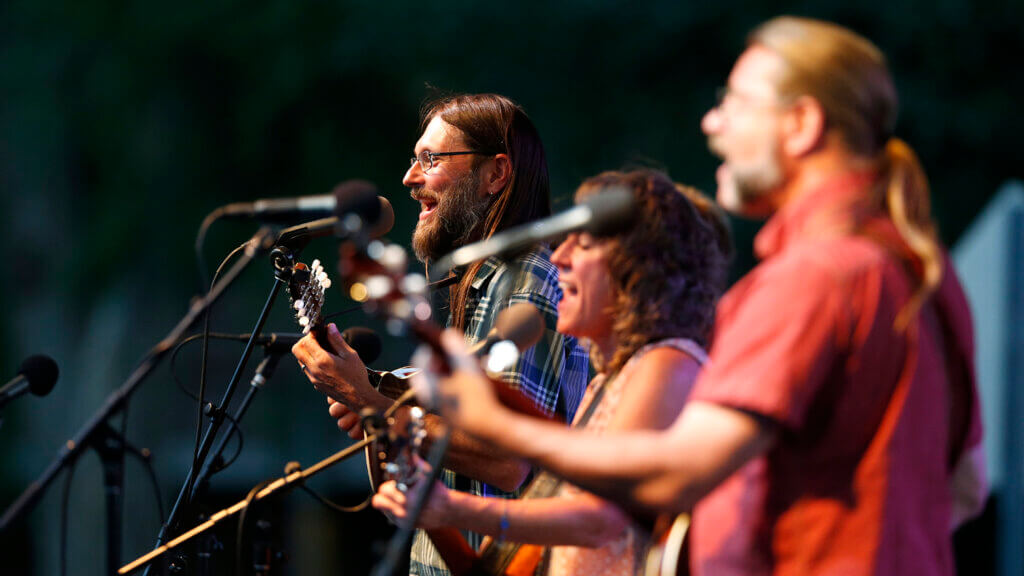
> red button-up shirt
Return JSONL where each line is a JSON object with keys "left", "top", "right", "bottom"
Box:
{"left": 689, "top": 173, "right": 983, "bottom": 575}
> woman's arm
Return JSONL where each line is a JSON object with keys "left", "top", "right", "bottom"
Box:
{"left": 374, "top": 345, "right": 706, "bottom": 546}
{"left": 373, "top": 480, "right": 630, "bottom": 548}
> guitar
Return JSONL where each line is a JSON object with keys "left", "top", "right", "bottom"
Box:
{"left": 643, "top": 513, "right": 690, "bottom": 576}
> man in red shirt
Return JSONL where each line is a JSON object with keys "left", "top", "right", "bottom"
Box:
{"left": 417, "top": 16, "right": 988, "bottom": 575}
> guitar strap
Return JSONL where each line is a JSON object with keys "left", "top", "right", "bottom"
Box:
{"left": 474, "top": 372, "right": 615, "bottom": 574}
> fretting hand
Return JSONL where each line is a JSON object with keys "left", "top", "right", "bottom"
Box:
{"left": 292, "top": 323, "right": 388, "bottom": 413}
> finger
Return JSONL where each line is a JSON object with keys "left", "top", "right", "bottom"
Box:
{"left": 328, "top": 401, "right": 351, "bottom": 419}
{"left": 377, "top": 481, "right": 406, "bottom": 504}
{"left": 336, "top": 411, "right": 361, "bottom": 434}
{"left": 291, "top": 334, "right": 319, "bottom": 376}
{"left": 371, "top": 494, "right": 403, "bottom": 523}
{"left": 291, "top": 332, "right": 318, "bottom": 360}
{"left": 326, "top": 323, "right": 356, "bottom": 358}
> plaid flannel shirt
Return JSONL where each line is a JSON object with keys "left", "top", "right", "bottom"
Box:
{"left": 409, "top": 245, "right": 590, "bottom": 576}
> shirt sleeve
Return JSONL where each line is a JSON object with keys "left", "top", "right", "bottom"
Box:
{"left": 690, "top": 252, "right": 850, "bottom": 430}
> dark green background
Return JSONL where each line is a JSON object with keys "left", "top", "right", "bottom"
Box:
{"left": 2, "top": 1, "right": 1020, "bottom": 574}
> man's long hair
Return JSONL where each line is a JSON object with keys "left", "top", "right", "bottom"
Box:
{"left": 421, "top": 93, "right": 552, "bottom": 329}
{"left": 751, "top": 17, "right": 942, "bottom": 329}
{"left": 576, "top": 170, "right": 730, "bottom": 374}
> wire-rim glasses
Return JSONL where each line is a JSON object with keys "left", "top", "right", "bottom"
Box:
{"left": 410, "top": 150, "right": 477, "bottom": 173}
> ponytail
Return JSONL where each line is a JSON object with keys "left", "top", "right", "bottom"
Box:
{"left": 881, "top": 138, "right": 943, "bottom": 330}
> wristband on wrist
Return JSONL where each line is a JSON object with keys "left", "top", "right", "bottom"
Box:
{"left": 498, "top": 500, "right": 510, "bottom": 541}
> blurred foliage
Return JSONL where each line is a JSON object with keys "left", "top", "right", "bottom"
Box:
{"left": 1, "top": 1, "right": 1020, "bottom": 574}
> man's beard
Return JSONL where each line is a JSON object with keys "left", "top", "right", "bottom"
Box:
{"left": 708, "top": 135, "right": 784, "bottom": 216}
{"left": 411, "top": 171, "right": 493, "bottom": 263}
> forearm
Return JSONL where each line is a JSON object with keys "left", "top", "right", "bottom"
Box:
{"left": 480, "top": 411, "right": 678, "bottom": 512}
{"left": 473, "top": 402, "right": 773, "bottom": 516}
{"left": 445, "top": 491, "right": 628, "bottom": 548}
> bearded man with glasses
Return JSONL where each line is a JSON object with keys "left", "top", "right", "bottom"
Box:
{"left": 292, "top": 93, "right": 589, "bottom": 576}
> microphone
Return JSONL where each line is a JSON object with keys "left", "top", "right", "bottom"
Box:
{"left": 219, "top": 180, "right": 394, "bottom": 230}
{"left": 220, "top": 327, "right": 383, "bottom": 364}
{"left": 221, "top": 195, "right": 335, "bottom": 221}
{"left": 274, "top": 182, "right": 395, "bottom": 250}
{"left": 430, "top": 187, "right": 636, "bottom": 277}
{"left": 0, "top": 355, "right": 59, "bottom": 410}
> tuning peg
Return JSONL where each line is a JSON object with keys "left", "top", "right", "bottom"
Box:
{"left": 299, "top": 316, "right": 310, "bottom": 327}
{"left": 293, "top": 300, "right": 305, "bottom": 311}
{"left": 381, "top": 245, "right": 407, "bottom": 274}
{"left": 311, "top": 259, "right": 321, "bottom": 270}
{"left": 366, "top": 275, "right": 394, "bottom": 300}
{"left": 401, "top": 274, "right": 427, "bottom": 296}
{"left": 321, "top": 278, "right": 332, "bottom": 289}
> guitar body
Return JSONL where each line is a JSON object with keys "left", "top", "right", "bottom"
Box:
{"left": 503, "top": 544, "right": 544, "bottom": 576}
{"left": 363, "top": 367, "right": 418, "bottom": 491}
{"left": 643, "top": 513, "right": 690, "bottom": 576}
{"left": 475, "top": 540, "right": 544, "bottom": 576}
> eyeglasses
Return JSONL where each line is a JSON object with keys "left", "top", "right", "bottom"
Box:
{"left": 713, "top": 86, "right": 789, "bottom": 114}
{"left": 409, "top": 150, "right": 477, "bottom": 174}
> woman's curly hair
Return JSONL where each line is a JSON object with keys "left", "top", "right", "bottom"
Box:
{"left": 576, "top": 169, "right": 731, "bottom": 375}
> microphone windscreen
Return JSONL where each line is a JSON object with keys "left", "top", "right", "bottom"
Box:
{"left": 581, "top": 187, "right": 637, "bottom": 237}
{"left": 342, "top": 327, "right": 382, "bottom": 365}
{"left": 371, "top": 196, "right": 395, "bottom": 239}
{"left": 333, "top": 180, "right": 382, "bottom": 225}
{"left": 493, "top": 303, "right": 545, "bottom": 351}
{"left": 20, "top": 355, "right": 58, "bottom": 396}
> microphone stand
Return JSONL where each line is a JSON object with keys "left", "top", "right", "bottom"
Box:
{"left": 149, "top": 228, "right": 324, "bottom": 574}
{"left": 177, "top": 349, "right": 287, "bottom": 576}
{"left": 190, "top": 349, "right": 285, "bottom": 504}
{"left": 0, "top": 227, "right": 278, "bottom": 576}
{"left": 119, "top": 436, "right": 377, "bottom": 575}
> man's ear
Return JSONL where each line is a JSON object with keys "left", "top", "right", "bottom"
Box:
{"left": 481, "top": 153, "right": 512, "bottom": 196}
{"left": 782, "top": 96, "right": 826, "bottom": 157}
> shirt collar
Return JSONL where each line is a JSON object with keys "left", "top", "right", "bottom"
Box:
{"left": 469, "top": 256, "right": 503, "bottom": 290}
{"left": 754, "top": 170, "right": 879, "bottom": 260}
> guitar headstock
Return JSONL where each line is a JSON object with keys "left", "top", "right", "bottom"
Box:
{"left": 342, "top": 240, "right": 435, "bottom": 337}
{"left": 287, "top": 258, "right": 333, "bottom": 335}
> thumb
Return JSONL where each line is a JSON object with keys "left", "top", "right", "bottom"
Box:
{"left": 327, "top": 323, "right": 357, "bottom": 357}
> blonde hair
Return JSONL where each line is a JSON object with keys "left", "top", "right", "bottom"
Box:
{"left": 751, "top": 16, "right": 941, "bottom": 328}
